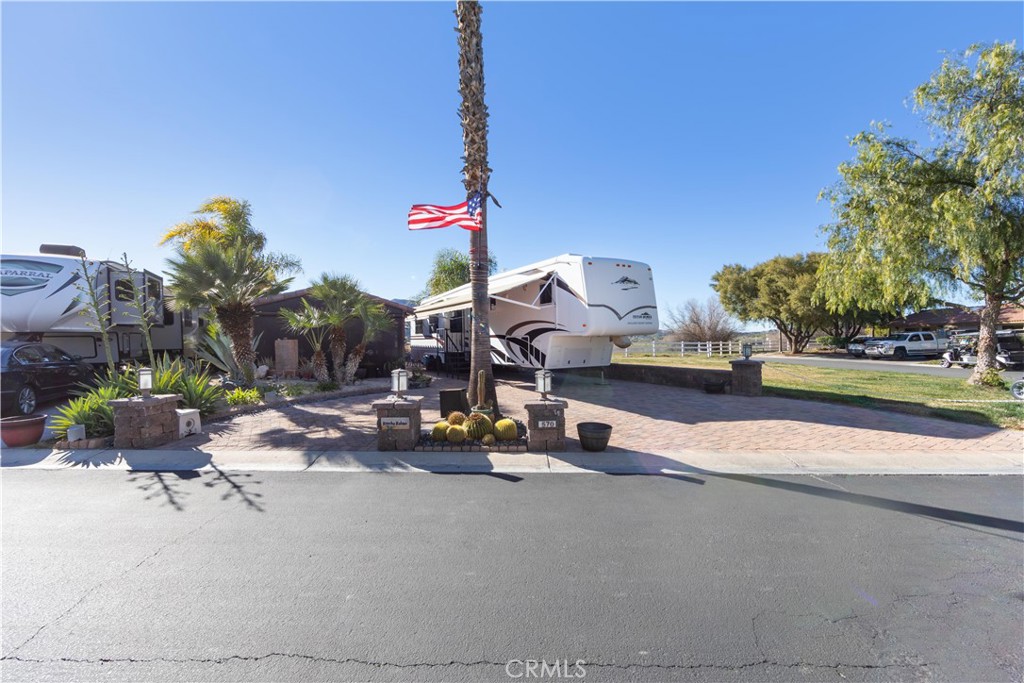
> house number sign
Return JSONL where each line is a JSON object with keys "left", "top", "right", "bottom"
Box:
{"left": 381, "top": 417, "right": 410, "bottom": 430}
{"left": 538, "top": 420, "right": 557, "bottom": 429}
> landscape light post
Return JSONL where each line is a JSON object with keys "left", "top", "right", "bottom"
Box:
{"left": 138, "top": 368, "right": 153, "bottom": 399}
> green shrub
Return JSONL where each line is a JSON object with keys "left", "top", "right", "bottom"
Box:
{"left": 977, "top": 368, "right": 1007, "bottom": 388}
{"left": 315, "top": 381, "right": 338, "bottom": 392}
{"left": 226, "top": 387, "right": 262, "bottom": 406}
{"left": 178, "top": 371, "right": 225, "bottom": 417}
{"left": 816, "top": 335, "right": 845, "bottom": 349}
{"left": 51, "top": 386, "right": 120, "bottom": 439}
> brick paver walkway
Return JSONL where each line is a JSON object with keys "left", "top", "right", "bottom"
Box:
{"left": 172, "top": 373, "right": 1023, "bottom": 453}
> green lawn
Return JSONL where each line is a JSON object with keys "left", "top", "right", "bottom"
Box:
{"left": 613, "top": 354, "right": 1024, "bottom": 430}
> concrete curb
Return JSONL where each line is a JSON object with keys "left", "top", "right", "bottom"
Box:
{"left": 2, "top": 447, "right": 1020, "bottom": 475}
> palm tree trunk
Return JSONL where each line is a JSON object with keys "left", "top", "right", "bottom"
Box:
{"left": 312, "top": 350, "right": 330, "bottom": 383}
{"left": 329, "top": 330, "right": 347, "bottom": 383}
{"left": 457, "top": 0, "right": 498, "bottom": 413}
{"left": 217, "top": 307, "right": 256, "bottom": 385}
{"left": 343, "top": 343, "right": 367, "bottom": 385}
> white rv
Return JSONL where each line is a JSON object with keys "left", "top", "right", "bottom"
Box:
{"left": 412, "top": 254, "right": 658, "bottom": 370}
{"left": 1, "top": 246, "right": 196, "bottom": 366}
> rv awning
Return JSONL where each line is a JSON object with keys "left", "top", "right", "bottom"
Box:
{"left": 414, "top": 269, "right": 550, "bottom": 317}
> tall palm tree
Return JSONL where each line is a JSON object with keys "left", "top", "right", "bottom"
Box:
{"left": 309, "top": 273, "right": 365, "bottom": 383}
{"left": 159, "top": 196, "right": 265, "bottom": 252}
{"left": 456, "top": 0, "right": 498, "bottom": 412}
{"left": 160, "top": 196, "right": 300, "bottom": 274}
{"left": 341, "top": 301, "right": 394, "bottom": 385}
{"left": 280, "top": 299, "right": 332, "bottom": 383}
{"left": 166, "top": 240, "right": 293, "bottom": 384}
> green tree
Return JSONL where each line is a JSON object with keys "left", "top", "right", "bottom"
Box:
{"left": 308, "top": 273, "right": 366, "bottom": 384}
{"left": 166, "top": 240, "right": 293, "bottom": 384}
{"left": 713, "top": 254, "right": 827, "bottom": 354}
{"left": 160, "top": 196, "right": 300, "bottom": 274}
{"left": 341, "top": 300, "right": 394, "bottom": 385}
{"left": 280, "top": 299, "right": 332, "bottom": 383}
{"left": 818, "top": 43, "right": 1024, "bottom": 384}
{"left": 423, "top": 248, "right": 498, "bottom": 298}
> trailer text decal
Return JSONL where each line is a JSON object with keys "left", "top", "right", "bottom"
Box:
{"left": 0, "top": 260, "right": 64, "bottom": 297}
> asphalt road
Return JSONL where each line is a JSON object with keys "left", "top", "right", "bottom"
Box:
{"left": 2, "top": 471, "right": 1022, "bottom": 682}
{"left": 762, "top": 353, "right": 980, "bottom": 377}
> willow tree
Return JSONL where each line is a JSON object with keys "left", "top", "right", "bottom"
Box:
{"left": 818, "top": 43, "right": 1024, "bottom": 384}
{"left": 456, "top": 0, "right": 498, "bottom": 411}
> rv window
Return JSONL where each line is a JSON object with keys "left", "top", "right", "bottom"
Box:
{"left": 449, "top": 315, "right": 463, "bottom": 333}
{"left": 539, "top": 280, "right": 553, "bottom": 305}
{"left": 183, "top": 309, "right": 193, "bottom": 327}
{"left": 147, "top": 278, "right": 161, "bottom": 300}
{"left": 114, "top": 279, "right": 134, "bottom": 302}
{"left": 163, "top": 303, "right": 175, "bottom": 326}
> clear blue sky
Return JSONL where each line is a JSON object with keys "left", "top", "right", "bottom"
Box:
{"left": 3, "top": 1, "right": 1021, "bottom": 323}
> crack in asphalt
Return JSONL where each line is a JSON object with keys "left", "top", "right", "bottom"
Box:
{"left": 2, "top": 512, "right": 225, "bottom": 659}
{"left": 0, "top": 653, "right": 934, "bottom": 672}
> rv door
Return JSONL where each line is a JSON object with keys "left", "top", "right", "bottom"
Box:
{"left": 107, "top": 270, "right": 148, "bottom": 325}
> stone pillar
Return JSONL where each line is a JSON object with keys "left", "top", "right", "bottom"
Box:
{"left": 729, "top": 360, "right": 763, "bottom": 396}
{"left": 372, "top": 396, "right": 423, "bottom": 451}
{"left": 110, "top": 394, "right": 183, "bottom": 449}
{"left": 524, "top": 398, "right": 568, "bottom": 452}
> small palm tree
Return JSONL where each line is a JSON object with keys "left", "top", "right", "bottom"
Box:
{"left": 280, "top": 299, "right": 331, "bottom": 383}
{"left": 166, "top": 240, "right": 293, "bottom": 384}
{"left": 342, "top": 301, "right": 394, "bottom": 385}
{"left": 309, "top": 273, "right": 364, "bottom": 383}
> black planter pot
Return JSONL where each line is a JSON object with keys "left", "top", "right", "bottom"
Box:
{"left": 577, "top": 422, "right": 612, "bottom": 452}
{"left": 703, "top": 380, "right": 727, "bottom": 394}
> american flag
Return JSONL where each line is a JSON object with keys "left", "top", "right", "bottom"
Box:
{"left": 408, "top": 192, "right": 482, "bottom": 231}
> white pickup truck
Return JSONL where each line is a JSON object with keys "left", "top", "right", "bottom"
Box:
{"left": 864, "top": 332, "right": 946, "bottom": 360}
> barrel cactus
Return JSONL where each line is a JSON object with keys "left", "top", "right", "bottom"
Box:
{"left": 481, "top": 434, "right": 496, "bottom": 446}
{"left": 493, "top": 418, "right": 518, "bottom": 441}
{"left": 430, "top": 421, "right": 449, "bottom": 442}
{"left": 446, "top": 424, "right": 468, "bottom": 444}
{"left": 446, "top": 411, "right": 467, "bottom": 426}
{"left": 465, "top": 413, "right": 493, "bottom": 440}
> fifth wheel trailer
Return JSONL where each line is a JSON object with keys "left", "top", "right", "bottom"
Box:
{"left": 1, "top": 246, "right": 197, "bottom": 366}
{"left": 412, "top": 254, "right": 659, "bottom": 370}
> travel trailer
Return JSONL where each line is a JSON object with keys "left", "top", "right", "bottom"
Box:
{"left": 1, "top": 245, "right": 197, "bottom": 366}
{"left": 411, "top": 254, "right": 658, "bottom": 370}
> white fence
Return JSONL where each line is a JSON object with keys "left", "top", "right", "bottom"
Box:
{"left": 614, "top": 337, "right": 788, "bottom": 358}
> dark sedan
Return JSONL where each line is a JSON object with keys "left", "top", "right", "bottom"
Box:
{"left": 1, "top": 340, "right": 94, "bottom": 416}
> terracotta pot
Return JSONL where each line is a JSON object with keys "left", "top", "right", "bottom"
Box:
{"left": 0, "top": 414, "right": 48, "bottom": 448}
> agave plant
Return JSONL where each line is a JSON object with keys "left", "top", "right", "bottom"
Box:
{"left": 280, "top": 298, "right": 331, "bottom": 383}
{"left": 177, "top": 370, "right": 224, "bottom": 417}
{"left": 52, "top": 386, "right": 120, "bottom": 439}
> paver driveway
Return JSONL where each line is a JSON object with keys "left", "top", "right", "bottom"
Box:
{"left": 172, "top": 373, "right": 1023, "bottom": 453}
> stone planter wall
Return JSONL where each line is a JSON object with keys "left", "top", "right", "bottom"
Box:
{"left": 109, "top": 394, "right": 182, "bottom": 449}
{"left": 599, "top": 364, "right": 735, "bottom": 392}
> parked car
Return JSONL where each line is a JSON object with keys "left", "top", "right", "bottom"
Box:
{"left": 864, "top": 332, "right": 945, "bottom": 360}
{"left": 0, "top": 340, "right": 95, "bottom": 416}
{"left": 846, "top": 336, "right": 876, "bottom": 357}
